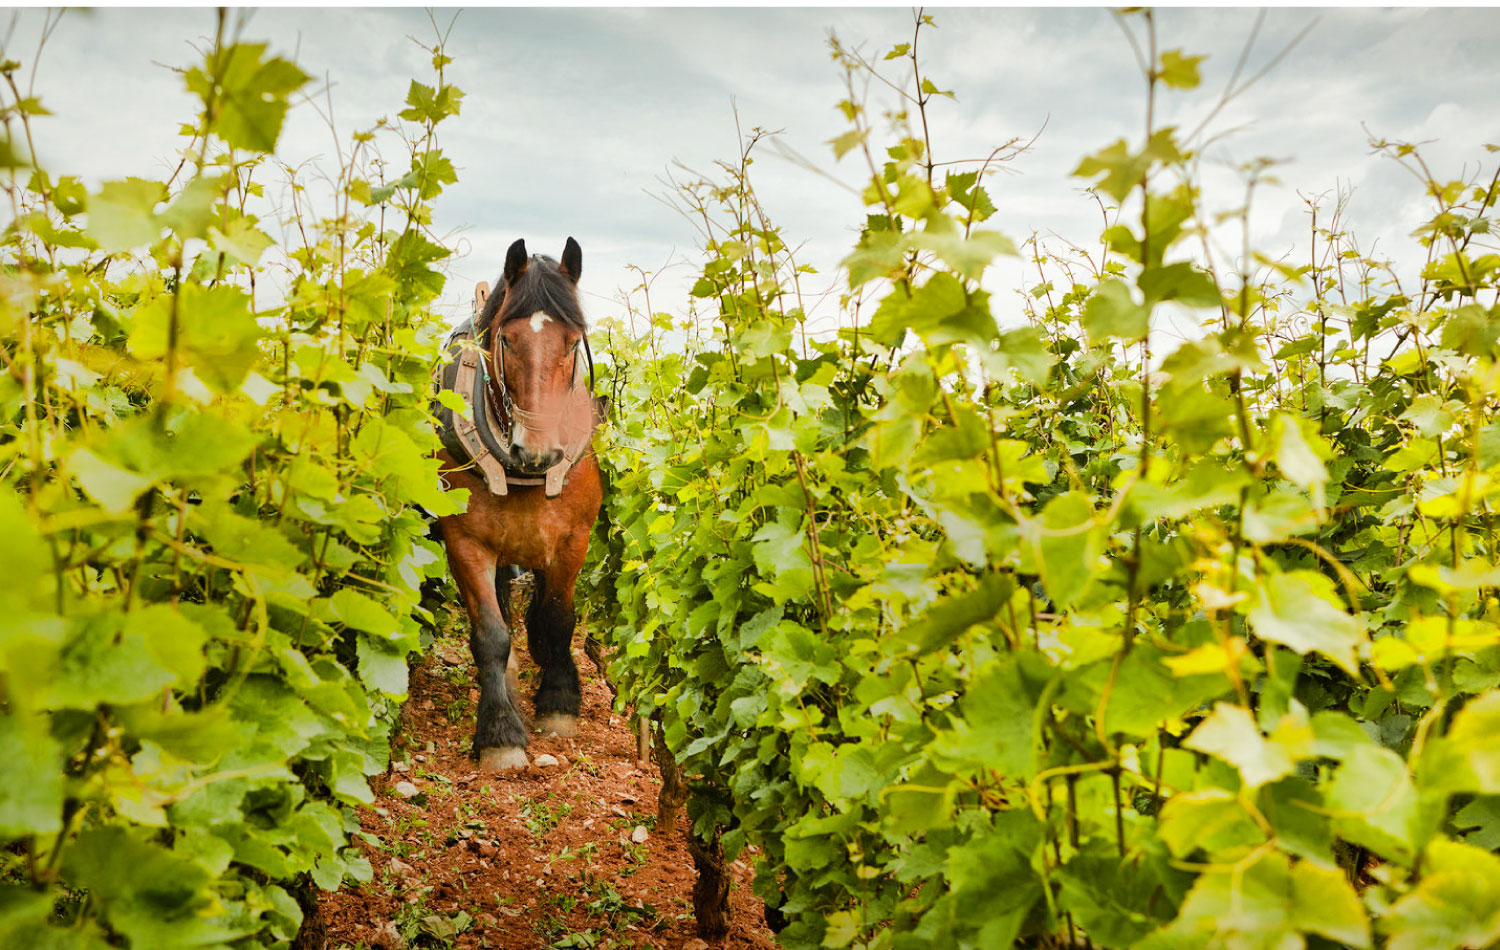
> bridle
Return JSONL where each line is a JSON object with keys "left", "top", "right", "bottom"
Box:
{"left": 479, "top": 318, "right": 595, "bottom": 450}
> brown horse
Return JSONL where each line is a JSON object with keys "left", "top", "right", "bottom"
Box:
{"left": 436, "top": 238, "right": 602, "bottom": 770}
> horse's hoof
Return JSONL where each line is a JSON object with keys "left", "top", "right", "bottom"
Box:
{"left": 478, "top": 746, "right": 529, "bottom": 770}
{"left": 535, "top": 714, "right": 578, "bottom": 738}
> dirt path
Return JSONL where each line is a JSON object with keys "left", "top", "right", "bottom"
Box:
{"left": 318, "top": 601, "right": 777, "bottom": 950}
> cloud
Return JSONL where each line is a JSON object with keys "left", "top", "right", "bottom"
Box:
{"left": 7, "top": 7, "right": 1500, "bottom": 330}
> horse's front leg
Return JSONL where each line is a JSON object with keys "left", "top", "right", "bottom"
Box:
{"left": 527, "top": 563, "right": 583, "bottom": 737}
{"left": 444, "top": 535, "right": 529, "bottom": 769}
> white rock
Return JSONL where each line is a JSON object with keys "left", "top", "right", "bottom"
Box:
{"left": 631, "top": 825, "right": 649, "bottom": 844}
{"left": 533, "top": 753, "right": 560, "bottom": 768}
{"left": 393, "top": 781, "right": 420, "bottom": 798}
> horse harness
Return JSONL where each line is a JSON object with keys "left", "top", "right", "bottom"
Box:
{"left": 433, "top": 282, "right": 600, "bottom": 498}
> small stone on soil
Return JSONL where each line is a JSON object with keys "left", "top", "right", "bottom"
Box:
{"left": 393, "top": 781, "right": 420, "bottom": 799}
{"left": 533, "top": 753, "right": 560, "bottom": 767}
{"left": 631, "top": 825, "right": 650, "bottom": 844}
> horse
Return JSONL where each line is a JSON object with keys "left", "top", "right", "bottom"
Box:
{"left": 435, "top": 237, "right": 603, "bottom": 770}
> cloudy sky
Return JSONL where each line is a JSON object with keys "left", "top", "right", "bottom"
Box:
{"left": 7, "top": 6, "right": 1500, "bottom": 334}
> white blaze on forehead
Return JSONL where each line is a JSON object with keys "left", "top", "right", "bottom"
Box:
{"left": 529, "top": 311, "right": 553, "bottom": 333}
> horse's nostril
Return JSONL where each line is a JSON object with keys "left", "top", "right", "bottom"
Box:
{"left": 520, "top": 447, "right": 562, "bottom": 469}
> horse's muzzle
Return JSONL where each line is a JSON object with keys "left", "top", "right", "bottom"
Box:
{"left": 513, "top": 445, "right": 564, "bottom": 472}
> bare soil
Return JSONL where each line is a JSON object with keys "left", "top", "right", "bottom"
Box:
{"left": 318, "top": 602, "right": 778, "bottom": 950}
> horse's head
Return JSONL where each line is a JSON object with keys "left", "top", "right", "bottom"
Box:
{"left": 485, "top": 237, "right": 591, "bottom": 472}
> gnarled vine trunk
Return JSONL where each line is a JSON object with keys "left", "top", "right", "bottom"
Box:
{"left": 687, "top": 826, "right": 730, "bottom": 939}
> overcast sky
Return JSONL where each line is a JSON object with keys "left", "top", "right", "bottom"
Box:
{"left": 7, "top": 6, "right": 1500, "bottom": 336}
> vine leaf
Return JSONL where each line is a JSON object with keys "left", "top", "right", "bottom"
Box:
{"left": 1184, "top": 702, "right": 1300, "bottom": 789}
{"left": 1246, "top": 570, "right": 1365, "bottom": 676}
{"left": 187, "top": 43, "right": 310, "bottom": 153}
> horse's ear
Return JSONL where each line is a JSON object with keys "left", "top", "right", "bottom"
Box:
{"left": 504, "top": 239, "right": 528, "bottom": 286}
{"left": 560, "top": 237, "right": 582, "bottom": 283}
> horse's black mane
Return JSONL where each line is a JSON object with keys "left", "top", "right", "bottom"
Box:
{"left": 481, "top": 254, "right": 586, "bottom": 332}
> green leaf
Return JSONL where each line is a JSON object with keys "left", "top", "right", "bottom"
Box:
{"left": 867, "top": 272, "right": 967, "bottom": 348}
{"left": 407, "top": 149, "right": 458, "bottom": 200}
{"left": 829, "top": 129, "right": 868, "bottom": 160}
{"left": 881, "top": 762, "right": 959, "bottom": 834}
{"left": 1156, "top": 385, "right": 1235, "bottom": 454}
{"left": 61, "top": 826, "right": 220, "bottom": 948}
{"left": 196, "top": 501, "right": 306, "bottom": 573}
{"left": 1057, "top": 844, "right": 1191, "bottom": 948}
{"left": 86, "top": 177, "right": 165, "bottom": 252}
{"left": 1422, "top": 691, "right": 1500, "bottom": 794}
{"left": 436, "top": 388, "right": 466, "bottom": 413}
{"left": 1271, "top": 413, "right": 1332, "bottom": 508}
{"left": 1158, "top": 789, "right": 1263, "bottom": 858}
{"left": 899, "top": 573, "right": 1014, "bottom": 654}
{"left": 1184, "top": 702, "right": 1298, "bottom": 789}
{"left": 1148, "top": 851, "right": 1366, "bottom": 950}
{"left": 125, "top": 605, "right": 208, "bottom": 685}
{"left": 941, "top": 813, "right": 1046, "bottom": 947}
{"left": 0, "top": 713, "right": 62, "bottom": 836}
{"left": 1034, "top": 491, "right": 1100, "bottom": 610}
{"left": 41, "top": 612, "right": 179, "bottom": 708}
{"left": 128, "top": 284, "right": 263, "bottom": 394}
{"left": 388, "top": 230, "right": 450, "bottom": 304}
{"left": 356, "top": 637, "right": 409, "bottom": 699}
{"left": 912, "top": 227, "right": 1016, "bottom": 281}
{"left": 1159, "top": 50, "right": 1205, "bottom": 90}
{"left": 1381, "top": 840, "right": 1500, "bottom": 950}
{"left": 209, "top": 215, "right": 274, "bottom": 267}
{"left": 1400, "top": 394, "right": 1457, "bottom": 438}
{"left": 930, "top": 655, "right": 1049, "bottom": 779}
{"left": 1072, "top": 645, "right": 1229, "bottom": 737}
{"left": 67, "top": 447, "right": 155, "bottom": 515}
{"left": 1082, "top": 278, "right": 1149, "bottom": 342}
{"left": 1139, "top": 261, "right": 1220, "bottom": 307}
{"left": 1073, "top": 139, "right": 1148, "bottom": 203}
{"left": 188, "top": 43, "right": 311, "bottom": 152}
{"left": 328, "top": 589, "right": 399, "bottom": 639}
{"left": 1259, "top": 777, "right": 1333, "bottom": 863}
{"left": 1246, "top": 570, "right": 1364, "bottom": 676}
{"left": 984, "top": 326, "right": 1054, "bottom": 386}
{"left": 844, "top": 226, "right": 908, "bottom": 289}
{"left": 159, "top": 175, "right": 223, "bottom": 240}
{"left": 1291, "top": 860, "right": 1370, "bottom": 947}
{"left": 397, "top": 79, "right": 464, "bottom": 124}
{"left": 1326, "top": 744, "right": 1427, "bottom": 863}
